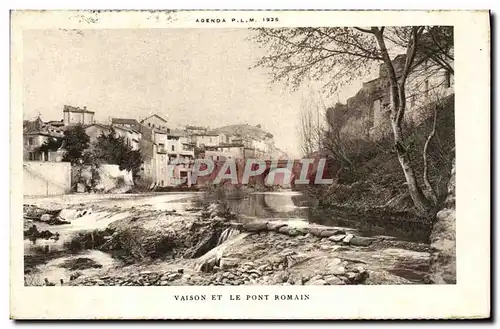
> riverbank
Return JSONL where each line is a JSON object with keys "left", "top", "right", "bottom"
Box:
{"left": 23, "top": 194, "right": 434, "bottom": 286}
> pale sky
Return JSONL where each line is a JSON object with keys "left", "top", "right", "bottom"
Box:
{"left": 23, "top": 28, "right": 367, "bottom": 158}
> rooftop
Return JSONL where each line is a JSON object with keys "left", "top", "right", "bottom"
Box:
{"left": 194, "top": 131, "right": 220, "bottom": 137}
{"left": 186, "top": 125, "right": 207, "bottom": 131}
{"left": 169, "top": 129, "right": 187, "bottom": 138}
{"left": 63, "top": 105, "right": 95, "bottom": 114}
{"left": 23, "top": 118, "right": 64, "bottom": 137}
{"left": 112, "top": 118, "right": 140, "bottom": 125}
{"left": 112, "top": 124, "right": 141, "bottom": 135}
{"left": 140, "top": 114, "right": 168, "bottom": 124}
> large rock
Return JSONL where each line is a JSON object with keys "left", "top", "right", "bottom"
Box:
{"left": 320, "top": 229, "right": 343, "bottom": 238}
{"left": 243, "top": 221, "right": 268, "bottom": 232}
{"left": 343, "top": 234, "right": 354, "bottom": 244}
{"left": 59, "top": 209, "right": 79, "bottom": 221}
{"left": 349, "top": 236, "right": 374, "bottom": 247}
{"left": 267, "top": 222, "right": 286, "bottom": 231}
{"left": 429, "top": 159, "right": 456, "bottom": 284}
{"left": 324, "top": 275, "right": 344, "bottom": 285}
{"left": 40, "top": 214, "right": 51, "bottom": 222}
{"left": 326, "top": 258, "right": 346, "bottom": 275}
{"left": 220, "top": 257, "right": 240, "bottom": 269}
{"left": 328, "top": 234, "right": 346, "bottom": 242}
{"left": 307, "top": 227, "right": 323, "bottom": 237}
{"left": 364, "top": 270, "right": 412, "bottom": 285}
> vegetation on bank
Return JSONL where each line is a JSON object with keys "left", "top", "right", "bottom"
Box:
{"left": 306, "top": 95, "right": 455, "bottom": 218}
{"left": 253, "top": 26, "right": 454, "bottom": 217}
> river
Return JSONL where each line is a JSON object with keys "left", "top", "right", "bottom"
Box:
{"left": 24, "top": 190, "right": 430, "bottom": 285}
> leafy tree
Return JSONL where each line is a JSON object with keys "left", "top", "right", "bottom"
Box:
{"left": 37, "top": 137, "right": 63, "bottom": 153}
{"left": 62, "top": 124, "right": 90, "bottom": 164}
{"left": 252, "top": 26, "right": 454, "bottom": 215}
{"left": 93, "top": 128, "right": 143, "bottom": 179}
{"left": 121, "top": 149, "right": 143, "bottom": 179}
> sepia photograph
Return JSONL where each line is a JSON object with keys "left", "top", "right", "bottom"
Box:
{"left": 10, "top": 10, "right": 490, "bottom": 320}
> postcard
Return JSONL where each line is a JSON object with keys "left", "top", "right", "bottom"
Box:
{"left": 10, "top": 9, "right": 490, "bottom": 319}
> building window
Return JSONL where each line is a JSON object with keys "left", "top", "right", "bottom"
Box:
{"left": 171, "top": 145, "right": 175, "bottom": 151}
{"left": 27, "top": 137, "right": 34, "bottom": 145}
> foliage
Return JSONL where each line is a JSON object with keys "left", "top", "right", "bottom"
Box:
{"left": 61, "top": 124, "right": 90, "bottom": 164}
{"left": 308, "top": 95, "right": 455, "bottom": 212}
{"left": 128, "top": 177, "right": 154, "bottom": 193}
{"left": 93, "top": 128, "right": 143, "bottom": 178}
{"left": 37, "top": 137, "right": 63, "bottom": 153}
{"left": 252, "top": 26, "right": 453, "bottom": 94}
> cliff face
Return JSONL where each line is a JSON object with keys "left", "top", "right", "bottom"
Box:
{"left": 428, "top": 158, "right": 456, "bottom": 284}
{"left": 327, "top": 52, "right": 453, "bottom": 143}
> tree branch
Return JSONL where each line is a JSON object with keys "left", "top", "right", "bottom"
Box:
{"left": 354, "top": 27, "right": 375, "bottom": 34}
{"left": 423, "top": 102, "right": 439, "bottom": 206}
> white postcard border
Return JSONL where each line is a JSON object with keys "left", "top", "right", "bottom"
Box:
{"left": 10, "top": 10, "right": 490, "bottom": 319}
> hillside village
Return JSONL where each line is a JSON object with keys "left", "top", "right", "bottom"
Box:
{"left": 23, "top": 107, "right": 289, "bottom": 190}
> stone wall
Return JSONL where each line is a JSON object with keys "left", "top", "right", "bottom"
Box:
{"left": 327, "top": 54, "right": 453, "bottom": 143}
{"left": 23, "top": 161, "right": 72, "bottom": 196}
{"left": 80, "top": 164, "right": 134, "bottom": 193}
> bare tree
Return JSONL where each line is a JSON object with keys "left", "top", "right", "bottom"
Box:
{"left": 421, "top": 85, "right": 453, "bottom": 206}
{"left": 297, "top": 91, "right": 326, "bottom": 156}
{"left": 252, "top": 26, "right": 453, "bottom": 215}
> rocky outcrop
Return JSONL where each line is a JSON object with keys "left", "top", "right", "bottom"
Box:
{"left": 429, "top": 158, "right": 456, "bottom": 284}
{"left": 28, "top": 199, "right": 433, "bottom": 287}
{"left": 68, "top": 227, "right": 431, "bottom": 286}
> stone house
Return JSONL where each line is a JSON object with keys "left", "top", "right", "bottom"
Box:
{"left": 214, "top": 144, "right": 245, "bottom": 159}
{"left": 111, "top": 118, "right": 142, "bottom": 131}
{"left": 113, "top": 125, "right": 142, "bottom": 151}
{"left": 165, "top": 129, "right": 195, "bottom": 186}
{"left": 110, "top": 118, "right": 143, "bottom": 150}
{"left": 63, "top": 105, "right": 95, "bottom": 126}
{"left": 137, "top": 120, "right": 171, "bottom": 187}
{"left": 192, "top": 131, "right": 220, "bottom": 148}
{"left": 84, "top": 123, "right": 142, "bottom": 151}
{"left": 84, "top": 123, "right": 112, "bottom": 144}
{"left": 23, "top": 117, "right": 64, "bottom": 161}
{"left": 140, "top": 114, "right": 169, "bottom": 131}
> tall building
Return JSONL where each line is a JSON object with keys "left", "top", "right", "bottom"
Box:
{"left": 63, "top": 105, "right": 95, "bottom": 126}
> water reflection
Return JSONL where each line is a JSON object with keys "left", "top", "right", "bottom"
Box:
{"left": 217, "top": 191, "right": 430, "bottom": 243}
{"left": 224, "top": 192, "right": 307, "bottom": 219}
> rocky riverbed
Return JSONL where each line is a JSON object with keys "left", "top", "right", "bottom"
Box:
{"left": 24, "top": 194, "right": 434, "bottom": 287}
